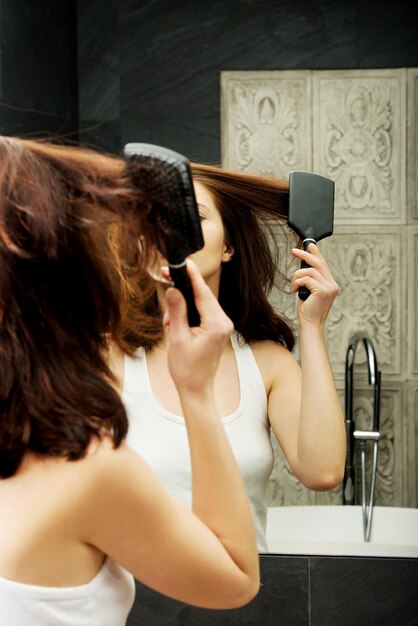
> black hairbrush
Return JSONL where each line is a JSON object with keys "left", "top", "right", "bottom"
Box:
{"left": 288, "top": 171, "right": 335, "bottom": 300}
{"left": 124, "top": 143, "right": 204, "bottom": 326}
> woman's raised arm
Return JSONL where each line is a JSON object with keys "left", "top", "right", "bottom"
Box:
{"left": 84, "top": 260, "right": 260, "bottom": 609}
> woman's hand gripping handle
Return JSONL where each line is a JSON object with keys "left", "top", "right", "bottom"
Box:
{"left": 291, "top": 242, "right": 340, "bottom": 329}
{"left": 163, "top": 259, "right": 234, "bottom": 395}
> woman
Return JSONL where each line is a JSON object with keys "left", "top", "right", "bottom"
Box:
{"left": 0, "top": 138, "right": 260, "bottom": 626}
{"left": 111, "top": 163, "right": 346, "bottom": 553}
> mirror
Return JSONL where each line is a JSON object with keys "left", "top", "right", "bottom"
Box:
{"left": 2, "top": 1, "right": 416, "bottom": 562}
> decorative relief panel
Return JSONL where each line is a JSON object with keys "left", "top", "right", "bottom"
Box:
{"left": 407, "top": 384, "right": 418, "bottom": 507}
{"left": 313, "top": 69, "right": 406, "bottom": 224}
{"left": 268, "top": 383, "right": 406, "bottom": 507}
{"left": 351, "top": 383, "right": 406, "bottom": 507}
{"left": 409, "top": 228, "right": 418, "bottom": 377}
{"left": 221, "top": 71, "right": 311, "bottom": 178}
{"left": 268, "top": 228, "right": 404, "bottom": 380}
{"left": 222, "top": 69, "right": 416, "bottom": 507}
{"left": 320, "top": 227, "right": 405, "bottom": 379}
{"left": 268, "top": 434, "right": 315, "bottom": 506}
{"left": 407, "top": 68, "right": 418, "bottom": 221}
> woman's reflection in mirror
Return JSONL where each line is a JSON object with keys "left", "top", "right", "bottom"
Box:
{"left": 110, "top": 163, "right": 346, "bottom": 553}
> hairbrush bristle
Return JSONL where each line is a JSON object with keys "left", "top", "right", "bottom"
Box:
{"left": 125, "top": 149, "right": 203, "bottom": 264}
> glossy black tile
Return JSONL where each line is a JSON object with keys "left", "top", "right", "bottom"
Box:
{"left": 79, "top": 60, "right": 120, "bottom": 121}
{"left": 358, "top": 0, "right": 418, "bottom": 67}
{"left": 0, "top": 0, "right": 78, "bottom": 137}
{"left": 117, "top": 0, "right": 357, "bottom": 122}
{"left": 1, "top": 0, "right": 77, "bottom": 61}
{"left": 120, "top": 117, "right": 221, "bottom": 163}
{"left": 76, "top": 0, "right": 118, "bottom": 62}
{"left": 310, "top": 556, "right": 418, "bottom": 626}
{"left": 75, "top": 0, "right": 418, "bottom": 154}
{"left": 127, "top": 555, "right": 309, "bottom": 626}
{"left": 0, "top": 101, "right": 78, "bottom": 140}
{"left": 78, "top": 119, "right": 122, "bottom": 154}
{"left": 77, "top": 0, "right": 120, "bottom": 123}
{"left": 1, "top": 52, "right": 76, "bottom": 115}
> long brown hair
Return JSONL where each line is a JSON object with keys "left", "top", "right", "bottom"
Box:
{"left": 191, "top": 164, "right": 299, "bottom": 348}
{"left": 115, "top": 163, "right": 300, "bottom": 350}
{"left": 120, "top": 164, "right": 300, "bottom": 351}
{"left": 0, "top": 136, "right": 154, "bottom": 478}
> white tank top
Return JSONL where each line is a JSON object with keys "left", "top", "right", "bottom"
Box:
{"left": 123, "top": 332, "right": 274, "bottom": 552}
{"left": 0, "top": 558, "right": 135, "bottom": 626}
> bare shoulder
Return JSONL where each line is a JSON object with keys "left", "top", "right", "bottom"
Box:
{"left": 82, "top": 436, "right": 152, "bottom": 484}
{"left": 68, "top": 437, "right": 161, "bottom": 532}
{"left": 43, "top": 436, "right": 155, "bottom": 513}
{"left": 0, "top": 437, "right": 151, "bottom": 552}
{"left": 249, "top": 339, "right": 300, "bottom": 392}
{"left": 249, "top": 339, "right": 299, "bottom": 370}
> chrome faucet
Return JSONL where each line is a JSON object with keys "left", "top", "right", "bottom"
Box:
{"left": 343, "top": 332, "right": 381, "bottom": 541}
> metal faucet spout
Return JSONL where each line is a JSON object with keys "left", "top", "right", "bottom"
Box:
{"left": 343, "top": 332, "right": 381, "bottom": 542}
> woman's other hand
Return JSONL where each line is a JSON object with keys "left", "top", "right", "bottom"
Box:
{"left": 163, "top": 259, "right": 234, "bottom": 394}
{"left": 291, "top": 243, "right": 339, "bottom": 328}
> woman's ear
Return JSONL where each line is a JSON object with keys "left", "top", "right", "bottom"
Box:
{"left": 221, "top": 244, "right": 234, "bottom": 263}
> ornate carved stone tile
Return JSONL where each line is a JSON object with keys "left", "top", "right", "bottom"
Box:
{"left": 407, "top": 68, "right": 418, "bottom": 221}
{"left": 220, "top": 69, "right": 415, "bottom": 510}
{"left": 406, "top": 383, "right": 418, "bottom": 507}
{"left": 408, "top": 227, "right": 418, "bottom": 377}
{"left": 268, "top": 433, "right": 316, "bottom": 506}
{"left": 348, "top": 382, "right": 407, "bottom": 507}
{"left": 268, "top": 374, "right": 408, "bottom": 506}
{"left": 221, "top": 70, "right": 311, "bottom": 177}
{"left": 313, "top": 69, "right": 406, "bottom": 224}
{"left": 268, "top": 227, "right": 405, "bottom": 380}
{"left": 320, "top": 226, "right": 405, "bottom": 379}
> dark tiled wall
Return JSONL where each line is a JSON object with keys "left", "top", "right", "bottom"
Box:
{"left": 76, "top": 0, "right": 120, "bottom": 151}
{"left": 127, "top": 554, "right": 418, "bottom": 626}
{"left": 2, "top": 1, "right": 418, "bottom": 157}
{"left": 0, "top": 0, "right": 78, "bottom": 139}
{"left": 77, "top": 0, "right": 418, "bottom": 161}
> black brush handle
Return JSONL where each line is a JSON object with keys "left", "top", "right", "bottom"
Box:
{"left": 298, "top": 238, "right": 316, "bottom": 301}
{"left": 169, "top": 263, "right": 200, "bottom": 327}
